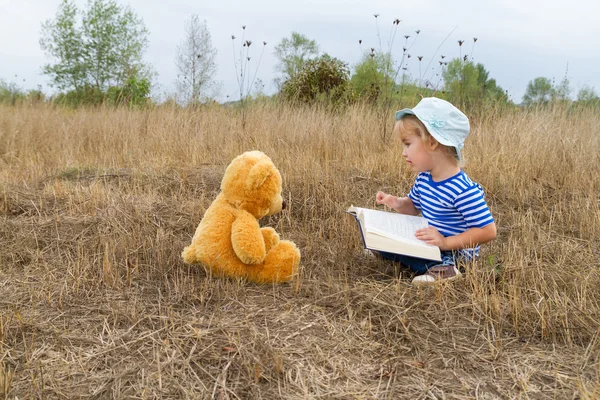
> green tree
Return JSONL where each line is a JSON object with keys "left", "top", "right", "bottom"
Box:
{"left": 351, "top": 51, "right": 394, "bottom": 103}
{"left": 39, "top": 0, "right": 85, "bottom": 91}
{"left": 443, "top": 59, "right": 482, "bottom": 109}
{"left": 554, "top": 76, "right": 571, "bottom": 101}
{"left": 478, "top": 70, "right": 507, "bottom": 104}
{"left": 475, "top": 63, "right": 489, "bottom": 88}
{"left": 273, "top": 32, "right": 319, "bottom": 88}
{"left": 40, "top": 0, "right": 149, "bottom": 95}
{"left": 522, "top": 77, "right": 553, "bottom": 105}
{"left": 443, "top": 59, "right": 508, "bottom": 110}
{"left": 577, "top": 85, "right": 598, "bottom": 102}
{"left": 576, "top": 85, "right": 600, "bottom": 107}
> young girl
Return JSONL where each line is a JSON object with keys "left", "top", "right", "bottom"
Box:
{"left": 375, "top": 97, "right": 496, "bottom": 285}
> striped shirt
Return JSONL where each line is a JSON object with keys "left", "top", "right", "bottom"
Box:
{"left": 407, "top": 170, "right": 494, "bottom": 259}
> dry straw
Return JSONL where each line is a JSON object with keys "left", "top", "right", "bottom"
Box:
{"left": 0, "top": 102, "right": 599, "bottom": 398}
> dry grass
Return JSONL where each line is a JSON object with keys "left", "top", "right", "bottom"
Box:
{"left": 1, "top": 102, "right": 599, "bottom": 399}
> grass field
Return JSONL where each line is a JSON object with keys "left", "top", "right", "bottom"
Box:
{"left": 1, "top": 102, "right": 599, "bottom": 398}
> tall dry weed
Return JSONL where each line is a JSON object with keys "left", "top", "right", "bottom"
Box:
{"left": 0, "top": 102, "right": 599, "bottom": 398}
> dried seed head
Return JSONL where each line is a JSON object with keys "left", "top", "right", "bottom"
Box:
{"left": 418, "top": 56, "right": 423, "bottom": 61}
{"left": 458, "top": 40, "right": 464, "bottom": 46}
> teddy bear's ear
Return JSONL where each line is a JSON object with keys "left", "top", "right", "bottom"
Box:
{"left": 246, "top": 159, "right": 273, "bottom": 190}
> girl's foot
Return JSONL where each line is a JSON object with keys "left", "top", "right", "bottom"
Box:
{"left": 364, "top": 249, "right": 383, "bottom": 260}
{"left": 411, "top": 264, "right": 461, "bottom": 285}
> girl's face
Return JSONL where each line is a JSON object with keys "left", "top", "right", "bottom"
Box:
{"left": 401, "top": 132, "right": 434, "bottom": 173}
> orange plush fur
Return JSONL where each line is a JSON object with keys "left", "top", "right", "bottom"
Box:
{"left": 182, "top": 151, "right": 300, "bottom": 283}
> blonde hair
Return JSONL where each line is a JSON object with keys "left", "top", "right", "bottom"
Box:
{"left": 394, "top": 115, "right": 459, "bottom": 164}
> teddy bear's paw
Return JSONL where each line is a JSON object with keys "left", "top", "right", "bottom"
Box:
{"left": 181, "top": 245, "right": 198, "bottom": 264}
{"left": 261, "top": 227, "right": 280, "bottom": 252}
{"left": 247, "top": 241, "right": 300, "bottom": 284}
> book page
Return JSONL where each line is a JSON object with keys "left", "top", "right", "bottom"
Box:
{"left": 347, "top": 206, "right": 440, "bottom": 260}
{"left": 361, "top": 208, "right": 437, "bottom": 249}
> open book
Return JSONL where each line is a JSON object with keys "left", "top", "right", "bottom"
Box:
{"left": 347, "top": 205, "right": 442, "bottom": 261}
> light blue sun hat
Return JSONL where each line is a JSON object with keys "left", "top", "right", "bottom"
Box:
{"left": 395, "top": 97, "right": 470, "bottom": 161}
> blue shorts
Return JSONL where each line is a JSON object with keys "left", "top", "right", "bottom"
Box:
{"left": 372, "top": 250, "right": 466, "bottom": 275}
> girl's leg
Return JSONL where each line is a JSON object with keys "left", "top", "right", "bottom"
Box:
{"left": 371, "top": 250, "right": 442, "bottom": 275}
{"left": 371, "top": 250, "right": 469, "bottom": 284}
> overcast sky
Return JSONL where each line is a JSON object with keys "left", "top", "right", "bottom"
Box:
{"left": 1, "top": 0, "right": 599, "bottom": 103}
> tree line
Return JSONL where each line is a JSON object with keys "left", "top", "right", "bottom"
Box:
{"left": 1, "top": 0, "right": 598, "bottom": 110}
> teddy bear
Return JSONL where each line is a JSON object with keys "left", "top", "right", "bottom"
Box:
{"left": 182, "top": 151, "right": 300, "bottom": 283}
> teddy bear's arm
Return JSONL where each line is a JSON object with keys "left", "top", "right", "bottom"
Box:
{"left": 261, "top": 227, "right": 280, "bottom": 252}
{"left": 231, "top": 210, "right": 266, "bottom": 265}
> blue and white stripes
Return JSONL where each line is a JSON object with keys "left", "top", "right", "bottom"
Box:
{"left": 407, "top": 171, "right": 494, "bottom": 259}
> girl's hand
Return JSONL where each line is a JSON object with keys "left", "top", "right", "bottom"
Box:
{"left": 376, "top": 191, "right": 398, "bottom": 209}
{"left": 415, "top": 227, "right": 447, "bottom": 249}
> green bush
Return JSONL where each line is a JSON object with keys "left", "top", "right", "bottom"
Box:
{"left": 281, "top": 54, "right": 356, "bottom": 106}
{"left": 0, "top": 79, "right": 26, "bottom": 105}
{"left": 54, "top": 85, "right": 106, "bottom": 107}
{"left": 53, "top": 76, "right": 150, "bottom": 108}
{"left": 106, "top": 76, "right": 151, "bottom": 107}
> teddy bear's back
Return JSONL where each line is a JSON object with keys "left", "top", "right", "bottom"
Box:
{"left": 189, "top": 194, "right": 251, "bottom": 277}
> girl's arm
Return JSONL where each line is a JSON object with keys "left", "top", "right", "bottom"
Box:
{"left": 416, "top": 222, "right": 497, "bottom": 251}
{"left": 443, "top": 223, "right": 497, "bottom": 251}
{"left": 393, "top": 197, "right": 420, "bottom": 216}
{"left": 376, "top": 191, "right": 419, "bottom": 216}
